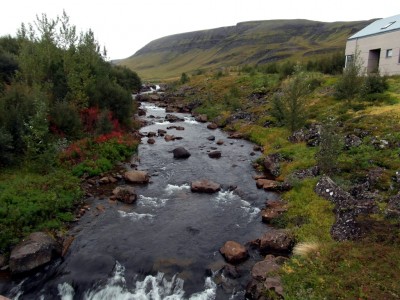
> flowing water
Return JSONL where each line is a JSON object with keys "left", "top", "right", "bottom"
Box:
{"left": 0, "top": 102, "right": 275, "bottom": 299}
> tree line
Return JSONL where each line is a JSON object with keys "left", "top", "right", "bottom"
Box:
{"left": 0, "top": 11, "right": 141, "bottom": 166}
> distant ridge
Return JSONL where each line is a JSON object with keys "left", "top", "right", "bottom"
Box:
{"left": 119, "top": 18, "right": 374, "bottom": 79}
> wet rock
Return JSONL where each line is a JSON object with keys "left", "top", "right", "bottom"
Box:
{"left": 228, "top": 132, "right": 243, "bottom": 139}
{"left": 220, "top": 241, "right": 248, "bottom": 264}
{"left": 208, "top": 151, "right": 221, "bottom": 159}
{"left": 147, "top": 138, "right": 155, "bottom": 144}
{"left": 157, "top": 129, "right": 167, "bottom": 136}
{"left": 173, "top": 147, "right": 191, "bottom": 159}
{"left": 261, "top": 199, "right": 288, "bottom": 223}
{"left": 164, "top": 134, "right": 175, "bottom": 142}
{"left": 112, "top": 186, "right": 137, "bottom": 204}
{"left": 195, "top": 114, "right": 208, "bottom": 123}
{"left": 0, "top": 295, "right": 11, "bottom": 300}
{"left": 216, "top": 139, "right": 224, "bottom": 145}
{"left": 256, "top": 179, "right": 291, "bottom": 191}
{"left": 207, "top": 135, "right": 215, "bottom": 141}
{"left": 165, "top": 114, "right": 184, "bottom": 123}
{"left": 137, "top": 108, "right": 146, "bottom": 116}
{"left": 167, "top": 125, "right": 185, "bottom": 130}
{"left": 245, "top": 280, "right": 267, "bottom": 300}
{"left": 251, "top": 255, "right": 281, "bottom": 281}
{"left": 253, "top": 145, "right": 263, "bottom": 152}
{"left": 263, "top": 154, "right": 281, "bottom": 179}
{"left": 147, "top": 131, "right": 157, "bottom": 137}
{"left": 191, "top": 179, "right": 221, "bottom": 193}
{"left": 124, "top": 170, "right": 150, "bottom": 184}
{"left": 258, "top": 229, "right": 294, "bottom": 253}
{"left": 222, "top": 264, "right": 241, "bottom": 279}
{"left": 9, "top": 232, "right": 61, "bottom": 274}
{"left": 207, "top": 123, "right": 218, "bottom": 130}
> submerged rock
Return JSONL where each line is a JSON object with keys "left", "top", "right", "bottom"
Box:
{"left": 9, "top": 232, "right": 61, "bottom": 274}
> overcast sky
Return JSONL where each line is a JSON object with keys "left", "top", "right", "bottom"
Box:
{"left": 0, "top": 0, "right": 397, "bottom": 60}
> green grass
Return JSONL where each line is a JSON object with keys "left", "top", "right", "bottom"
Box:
{"left": 281, "top": 235, "right": 400, "bottom": 299}
{"left": 0, "top": 169, "right": 82, "bottom": 251}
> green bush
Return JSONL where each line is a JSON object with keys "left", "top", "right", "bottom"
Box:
{"left": 0, "top": 170, "right": 82, "bottom": 251}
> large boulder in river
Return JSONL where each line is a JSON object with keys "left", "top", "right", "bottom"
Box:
{"left": 165, "top": 114, "right": 184, "bottom": 123}
{"left": 195, "top": 114, "right": 208, "bottom": 123}
{"left": 9, "top": 232, "right": 61, "bottom": 274}
{"left": 173, "top": 147, "right": 191, "bottom": 159}
{"left": 124, "top": 170, "right": 150, "bottom": 184}
{"left": 208, "top": 151, "right": 221, "bottom": 159}
{"left": 112, "top": 186, "right": 137, "bottom": 204}
{"left": 220, "top": 241, "right": 248, "bottom": 264}
{"left": 191, "top": 179, "right": 221, "bottom": 193}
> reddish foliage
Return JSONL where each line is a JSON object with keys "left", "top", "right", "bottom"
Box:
{"left": 80, "top": 107, "right": 100, "bottom": 133}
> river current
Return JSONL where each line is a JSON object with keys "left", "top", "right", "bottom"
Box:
{"left": 1, "top": 102, "right": 275, "bottom": 299}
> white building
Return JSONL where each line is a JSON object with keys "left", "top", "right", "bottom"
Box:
{"left": 345, "top": 14, "right": 400, "bottom": 75}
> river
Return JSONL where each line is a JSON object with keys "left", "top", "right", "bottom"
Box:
{"left": 1, "top": 102, "right": 275, "bottom": 299}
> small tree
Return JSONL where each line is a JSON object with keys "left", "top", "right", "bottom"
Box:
{"left": 315, "top": 118, "right": 342, "bottom": 175}
{"left": 180, "top": 72, "right": 189, "bottom": 84}
{"left": 271, "top": 65, "right": 311, "bottom": 133}
{"left": 334, "top": 51, "right": 364, "bottom": 101}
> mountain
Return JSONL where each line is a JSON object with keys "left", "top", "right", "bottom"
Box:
{"left": 119, "top": 19, "right": 373, "bottom": 80}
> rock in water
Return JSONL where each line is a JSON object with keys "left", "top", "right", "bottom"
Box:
{"left": 173, "top": 147, "right": 191, "bottom": 159}
{"left": 208, "top": 151, "right": 222, "bottom": 159}
{"left": 220, "top": 241, "right": 248, "bottom": 263}
{"left": 9, "top": 232, "right": 61, "bottom": 274}
{"left": 191, "top": 179, "right": 221, "bottom": 193}
{"left": 124, "top": 171, "right": 150, "bottom": 183}
{"left": 112, "top": 186, "right": 137, "bottom": 204}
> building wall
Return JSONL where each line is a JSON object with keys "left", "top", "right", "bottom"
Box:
{"left": 345, "top": 30, "right": 400, "bottom": 75}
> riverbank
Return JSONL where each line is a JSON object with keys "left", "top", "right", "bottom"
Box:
{"left": 152, "top": 70, "right": 400, "bottom": 299}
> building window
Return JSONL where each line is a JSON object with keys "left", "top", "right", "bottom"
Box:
{"left": 345, "top": 55, "right": 354, "bottom": 67}
{"left": 386, "top": 49, "right": 393, "bottom": 58}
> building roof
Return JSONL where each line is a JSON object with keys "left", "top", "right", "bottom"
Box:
{"left": 348, "top": 14, "right": 400, "bottom": 40}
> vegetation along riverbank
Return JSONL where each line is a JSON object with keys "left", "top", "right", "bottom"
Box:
{"left": 1, "top": 11, "right": 400, "bottom": 299}
{"left": 0, "top": 13, "right": 142, "bottom": 266}
{"left": 145, "top": 59, "right": 400, "bottom": 298}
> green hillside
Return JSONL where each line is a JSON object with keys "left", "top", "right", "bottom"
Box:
{"left": 119, "top": 19, "right": 373, "bottom": 80}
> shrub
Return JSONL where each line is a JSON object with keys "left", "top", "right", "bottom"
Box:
{"left": 360, "top": 71, "right": 389, "bottom": 97}
{"left": 315, "top": 118, "right": 342, "bottom": 175}
{"left": 0, "top": 170, "right": 82, "bottom": 251}
{"left": 271, "top": 65, "right": 311, "bottom": 133}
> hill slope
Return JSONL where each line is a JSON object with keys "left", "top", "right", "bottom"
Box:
{"left": 120, "top": 19, "right": 373, "bottom": 80}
